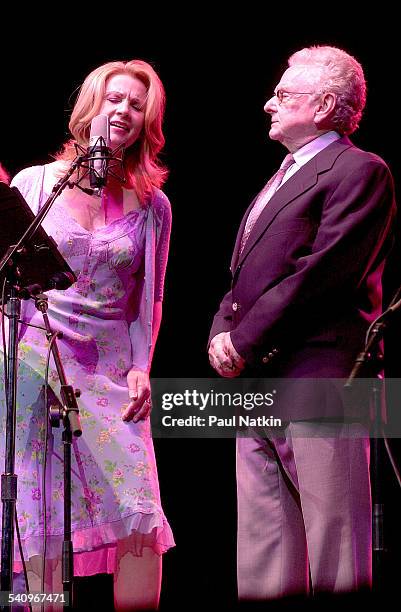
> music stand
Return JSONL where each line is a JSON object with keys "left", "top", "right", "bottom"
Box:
{"left": 0, "top": 183, "right": 75, "bottom": 292}
{"left": 0, "top": 182, "right": 78, "bottom": 607}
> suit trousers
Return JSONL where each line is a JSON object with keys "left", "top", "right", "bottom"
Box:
{"left": 236, "top": 422, "right": 372, "bottom": 600}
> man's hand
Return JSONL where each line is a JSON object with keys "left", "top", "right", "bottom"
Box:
{"left": 209, "top": 332, "right": 246, "bottom": 377}
{"left": 123, "top": 369, "right": 152, "bottom": 422}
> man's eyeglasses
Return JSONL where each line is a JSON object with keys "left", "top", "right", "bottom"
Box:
{"left": 273, "top": 89, "right": 316, "bottom": 105}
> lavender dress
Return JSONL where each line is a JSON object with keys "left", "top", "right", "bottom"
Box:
{"left": 0, "top": 166, "right": 174, "bottom": 575}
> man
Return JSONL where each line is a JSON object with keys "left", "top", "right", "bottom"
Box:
{"left": 208, "top": 46, "right": 396, "bottom": 600}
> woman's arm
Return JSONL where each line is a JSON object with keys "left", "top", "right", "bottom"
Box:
{"left": 123, "top": 301, "right": 162, "bottom": 423}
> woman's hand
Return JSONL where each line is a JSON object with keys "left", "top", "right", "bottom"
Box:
{"left": 122, "top": 368, "right": 152, "bottom": 422}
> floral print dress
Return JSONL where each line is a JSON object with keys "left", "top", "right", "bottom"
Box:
{"left": 0, "top": 166, "right": 174, "bottom": 575}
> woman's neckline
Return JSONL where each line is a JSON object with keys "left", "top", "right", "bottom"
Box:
{"left": 52, "top": 197, "right": 147, "bottom": 234}
{"left": 42, "top": 162, "right": 149, "bottom": 233}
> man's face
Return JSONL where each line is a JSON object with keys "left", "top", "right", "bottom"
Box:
{"left": 264, "top": 65, "right": 323, "bottom": 152}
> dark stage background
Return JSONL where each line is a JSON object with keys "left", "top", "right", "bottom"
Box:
{"left": 1, "top": 13, "right": 400, "bottom": 610}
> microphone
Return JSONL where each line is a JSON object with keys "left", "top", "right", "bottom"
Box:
{"left": 18, "top": 271, "right": 76, "bottom": 299}
{"left": 48, "top": 271, "right": 76, "bottom": 291}
{"left": 88, "top": 114, "right": 111, "bottom": 196}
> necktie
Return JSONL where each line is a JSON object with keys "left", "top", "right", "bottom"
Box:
{"left": 239, "top": 153, "right": 295, "bottom": 254}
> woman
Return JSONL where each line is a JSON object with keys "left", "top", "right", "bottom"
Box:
{"left": 0, "top": 161, "right": 9, "bottom": 183}
{"left": 0, "top": 59, "right": 174, "bottom": 610}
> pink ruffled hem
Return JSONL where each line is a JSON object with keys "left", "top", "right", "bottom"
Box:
{"left": 14, "top": 511, "right": 175, "bottom": 576}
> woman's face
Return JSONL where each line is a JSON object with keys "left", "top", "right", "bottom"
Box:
{"left": 99, "top": 73, "right": 147, "bottom": 150}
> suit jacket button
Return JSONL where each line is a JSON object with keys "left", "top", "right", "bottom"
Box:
{"left": 232, "top": 302, "right": 238, "bottom": 311}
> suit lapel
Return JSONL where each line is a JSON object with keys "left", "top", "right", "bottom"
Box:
{"left": 232, "top": 137, "right": 354, "bottom": 272}
{"left": 230, "top": 195, "right": 258, "bottom": 272}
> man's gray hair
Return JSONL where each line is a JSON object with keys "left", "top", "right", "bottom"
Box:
{"left": 289, "top": 46, "right": 366, "bottom": 135}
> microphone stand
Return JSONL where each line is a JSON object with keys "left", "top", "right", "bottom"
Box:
{"left": 34, "top": 293, "right": 82, "bottom": 611}
{"left": 345, "top": 290, "right": 401, "bottom": 594}
{"left": 1, "top": 276, "right": 20, "bottom": 604}
{"left": 0, "top": 155, "right": 85, "bottom": 607}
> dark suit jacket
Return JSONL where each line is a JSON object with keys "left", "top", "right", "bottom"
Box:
{"left": 209, "top": 136, "right": 396, "bottom": 419}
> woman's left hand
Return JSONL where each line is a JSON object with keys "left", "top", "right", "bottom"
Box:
{"left": 122, "top": 368, "right": 152, "bottom": 422}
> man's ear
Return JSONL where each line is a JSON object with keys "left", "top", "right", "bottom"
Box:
{"left": 314, "top": 92, "right": 337, "bottom": 128}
